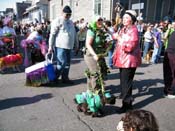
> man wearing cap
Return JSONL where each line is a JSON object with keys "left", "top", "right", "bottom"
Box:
{"left": 48, "top": 5, "right": 77, "bottom": 84}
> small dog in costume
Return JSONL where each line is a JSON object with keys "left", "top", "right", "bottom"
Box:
{"left": 0, "top": 53, "right": 22, "bottom": 73}
{"left": 145, "top": 49, "right": 153, "bottom": 64}
{"left": 74, "top": 90, "right": 116, "bottom": 117}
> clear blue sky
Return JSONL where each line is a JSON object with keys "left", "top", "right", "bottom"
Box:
{"left": 0, "top": 0, "right": 24, "bottom": 11}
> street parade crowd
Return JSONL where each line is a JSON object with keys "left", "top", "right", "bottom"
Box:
{"left": 1, "top": 4, "right": 175, "bottom": 131}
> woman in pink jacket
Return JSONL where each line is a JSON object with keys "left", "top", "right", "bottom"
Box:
{"left": 113, "top": 10, "right": 141, "bottom": 113}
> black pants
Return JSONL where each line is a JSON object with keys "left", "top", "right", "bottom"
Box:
{"left": 163, "top": 52, "right": 175, "bottom": 95}
{"left": 119, "top": 68, "right": 136, "bottom": 104}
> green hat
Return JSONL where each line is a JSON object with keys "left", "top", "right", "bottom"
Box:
{"left": 89, "top": 15, "right": 103, "bottom": 31}
{"left": 89, "top": 21, "right": 97, "bottom": 31}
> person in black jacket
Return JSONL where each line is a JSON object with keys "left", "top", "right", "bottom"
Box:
{"left": 163, "top": 29, "right": 175, "bottom": 99}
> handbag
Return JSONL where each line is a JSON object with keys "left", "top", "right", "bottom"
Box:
{"left": 44, "top": 53, "right": 56, "bottom": 81}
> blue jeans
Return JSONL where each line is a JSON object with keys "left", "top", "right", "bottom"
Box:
{"left": 157, "top": 41, "right": 163, "bottom": 60}
{"left": 151, "top": 44, "right": 159, "bottom": 63}
{"left": 55, "top": 47, "right": 71, "bottom": 80}
{"left": 143, "top": 41, "right": 152, "bottom": 59}
{"left": 108, "top": 41, "right": 115, "bottom": 68}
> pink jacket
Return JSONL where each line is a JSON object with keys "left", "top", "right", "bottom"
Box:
{"left": 113, "top": 25, "right": 141, "bottom": 68}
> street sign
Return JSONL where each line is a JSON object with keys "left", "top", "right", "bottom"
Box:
{"left": 132, "top": 3, "right": 144, "bottom": 10}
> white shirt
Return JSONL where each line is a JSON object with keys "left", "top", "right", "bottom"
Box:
{"left": 144, "top": 31, "right": 153, "bottom": 43}
{"left": 26, "top": 31, "right": 38, "bottom": 40}
{"left": 49, "top": 16, "right": 76, "bottom": 49}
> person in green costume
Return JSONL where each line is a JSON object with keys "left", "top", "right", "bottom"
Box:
{"left": 84, "top": 15, "right": 111, "bottom": 94}
{"left": 74, "top": 16, "right": 115, "bottom": 117}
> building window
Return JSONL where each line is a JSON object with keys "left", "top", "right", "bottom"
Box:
{"left": 94, "top": 0, "right": 101, "bottom": 15}
{"left": 51, "top": 4, "right": 56, "bottom": 20}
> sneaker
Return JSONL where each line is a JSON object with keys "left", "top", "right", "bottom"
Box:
{"left": 146, "top": 61, "right": 150, "bottom": 64}
{"left": 164, "top": 94, "right": 175, "bottom": 99}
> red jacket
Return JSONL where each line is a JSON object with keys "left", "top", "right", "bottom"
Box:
{"left": 113, "top": 25, "right": 141, "bottom": 68}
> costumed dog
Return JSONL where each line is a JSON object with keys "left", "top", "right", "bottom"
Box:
{"left": 145, "top": 49, "right": 153, "bottom": 63}
{"left": 0, "top": 53, "right": 22, "bottom": 72}
{"left": 74, "top": 90, "right": 116, "bottom": 117}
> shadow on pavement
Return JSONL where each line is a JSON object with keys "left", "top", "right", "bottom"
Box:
{"left": 101, "top": 105, "right": 119, "bottom": 116}
{"left": 0, "top": 93, "right": 53, "bottom": 110}
{"left": 133, "top": 78, "right": 164, "bottom": 109}
{"left": 105, "top": 78, "right": 164, "bottom": 113}
{"left": 42, "top": 77, "right": 86, "bottom": 88}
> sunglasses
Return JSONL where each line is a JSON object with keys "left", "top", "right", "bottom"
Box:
{"left": 66, "top": 13, "right": 72, "bottom": 17}
{"left": 98, "top": 18, "right": 103, "bottom": 22}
